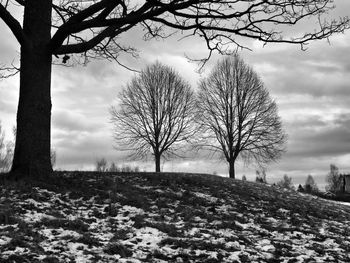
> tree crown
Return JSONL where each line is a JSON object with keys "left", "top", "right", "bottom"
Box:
{"left": 110, "top": 62, "right": 196, "bottom": 160}
{"left": 196, "top": 55, "right": 286, "bottom": 166}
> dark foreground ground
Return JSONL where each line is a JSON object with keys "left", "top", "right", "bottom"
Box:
{"left": 0, "top": 172, "right": 350, "bottom": 262}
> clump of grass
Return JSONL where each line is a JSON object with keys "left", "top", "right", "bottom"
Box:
{"left": 0, "top": 203, "right": 16, "bottom": 225}
{"left": 42, "top": 256, "right": 60, "bottom": 263}
{"left": 110, "top": 228, "right": 132, "bottom": 241}
{"left": 76, "top": 233, "right": 101, "bottom": 248}
{"left": 4, "top": 234, "right": 28, "bottom": 250}
{"left": 103, "top": 242, "right": 132, "bottom": 257}
{"left": 147, "top": 222, "right": 181, "bottom": 237}
{"left": 103, "top": 203, "right": 119, "bottom": 217}
{"left": 39, "top": 218, "right": 89, "bottom": 232}
{"left": 132, "top": 214, "right": 148, "bottom": 229}
{"left": 6, "top": 254, "right": 33, "bottom": 262}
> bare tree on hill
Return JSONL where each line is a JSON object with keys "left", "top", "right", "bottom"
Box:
{"left": 0, "top": 0, "right": 348, "bottom": 179}
{"left": 326, "top": 164, "right": 346, "bottom": 194}
{"left": 110, "top": 62, "right": 196, "bottom": 172}
{"left": 196, "top": 55, "right": 286, "bottom": 178}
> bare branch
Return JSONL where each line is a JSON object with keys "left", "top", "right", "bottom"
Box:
{"left": 0, "top": 62, "right": 19, "bottom": 78}
{"left": 0, "top": 3, "right": 26, "bottom": 45}
{"left": 46, "top": 0, "right": 349, "bottom": 69}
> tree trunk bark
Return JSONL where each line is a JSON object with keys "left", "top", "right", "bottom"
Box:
{"left": 10, "top": 1, "right": 53, "bottom": 179}
{"left": 229, "top": 160, "right": 235, "bottom": 179}
{"left": 155, "top": 153, "right": 161, "bottom": 173}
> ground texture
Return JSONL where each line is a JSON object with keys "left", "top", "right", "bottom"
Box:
{"left": 0, "top": 172, "right": 350, "bottom": 262}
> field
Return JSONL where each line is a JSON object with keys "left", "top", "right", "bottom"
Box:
{"left": 1, "top": 172, "right": 350, "bottom": 262}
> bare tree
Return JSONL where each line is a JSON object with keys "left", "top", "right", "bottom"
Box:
{"left": 0, "top": 1, "right": 348, "bottom": 179}
{"left": 95, "top": 157, "right": 108, "bottom": 172}
{"left": 326, "top": 164, "right": 344, "bottom": 194}
{"left": 110, "top": 62, "right": 196, "bottom": 172}
{"left": 109, "top": 162, "right": 120, "bottom": 172}
{"left": 196, "top": 55, "right": 286, "bottom": 178}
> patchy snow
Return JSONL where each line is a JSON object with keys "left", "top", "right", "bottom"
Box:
{"left": 22, "top": 210, "right": 56, "bottom": 223}
{"left": 40, "top": 228, "right": 82, "bottom": 240}
{"left": 336, "top": 201, "right": 350, "bottom": 206}
{"left": 1, "top": 173, "right": 350, "bottom": 262}
{"left": 257, "top": 239, "right": 275, "bottom": 252}
{"left": 193, "top": 192, "right": 218, "bottom": 203}
{"left": 0, "top": 236, "right": 11, "bottom": 246}
{"left": 126, "top": 227, "right": 167, "bottom": 252}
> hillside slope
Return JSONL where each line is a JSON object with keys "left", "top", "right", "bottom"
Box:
{"left": 0, "top": 172, "right": 350, "bottom": 262}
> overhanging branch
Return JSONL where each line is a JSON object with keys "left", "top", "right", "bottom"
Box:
{"left": 0, "top": 4, "right": 26, "bottom": 46}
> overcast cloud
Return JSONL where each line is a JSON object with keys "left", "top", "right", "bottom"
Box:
{"left": 1, "top": 1, "right": 350, "bottom": 187}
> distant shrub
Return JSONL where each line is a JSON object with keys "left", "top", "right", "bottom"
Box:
{"left": 108, "top": 162, "right": 120, "bottom": 172}
{"left": 304, "top": 174, "right": 318, "bottom": 193}
{"left": 276, "top": 174, "right": 295, "bottom": 190}
{"left": 95, "top": 158, "right": 141, "bottom": 173}
{"left": 121, "top": 164, "right": 140, "bottom": 172}
{"left": 297, "top": 184, "right": 304, "bottom": 192}
{"left": 255, "top": 168, "right": 267, "bottom": 183}
{"left": 95, "top": 158, "right": 108, "bottom": 172}
{"left": 121, "top": 165, "right": 132, "bottom": 172}
{"left": 242, "top": 175, "right": 247, "bottom": 181}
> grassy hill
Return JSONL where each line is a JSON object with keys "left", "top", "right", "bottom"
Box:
{"left": 0, "top": 172, "right": 350, "bottom": 262}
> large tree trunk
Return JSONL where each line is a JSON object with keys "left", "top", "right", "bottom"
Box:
{"left": 155, "top": 153, "right": 161, "bottom": 173}
{"left": 10, "top": 1, "right": 53, "bottom": 179}
{"left": 229, "top": 160, "right": 235, "bottom": 179}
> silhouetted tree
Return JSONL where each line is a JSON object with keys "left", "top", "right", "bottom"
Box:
{"left": 196, "top": 56, "right": 286, "bottom": 178}
{"left": 305, "top": 175, "right": 318, "bottom": 193}
{"left": 110, "top": 62, "right": 196, "bottom": 172}
{"left": 277, "top": 174, "right": 295, "bottom": 190}
{"left": 0, "top": 1, "right": 348, "bottom": 179}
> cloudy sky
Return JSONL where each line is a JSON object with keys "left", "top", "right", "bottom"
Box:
{"left": 1, "top": 1, "right": 350, "bottom": 187}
